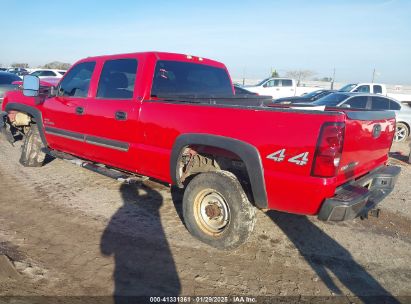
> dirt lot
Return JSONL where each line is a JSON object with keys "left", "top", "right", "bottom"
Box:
{"left": 0, "top": 136, "right": 410, "bottom": 303}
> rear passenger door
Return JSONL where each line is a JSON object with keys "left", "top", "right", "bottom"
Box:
{"left": 84, "top": 58, "right": 141, "bottom": 172}
{"left": 278, "top": 79, "right": 295, "bottom": 98}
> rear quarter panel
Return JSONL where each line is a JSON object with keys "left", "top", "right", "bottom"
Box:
{"left": 138, "top": 102, "right": 344, "bottom": 215}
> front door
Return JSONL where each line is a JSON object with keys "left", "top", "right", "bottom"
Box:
{"left": 42, "top": 61, "right": 96, "bottom": 158}
{"left": 84, "top": 58, "right": 141, "bottom": 172}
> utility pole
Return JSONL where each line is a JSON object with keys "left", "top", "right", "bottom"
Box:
{"left": 372, "top": 68, "right": 376, "bottom": 83}
{"left": 331, "top": 67, "right": 336, "bottom": 90}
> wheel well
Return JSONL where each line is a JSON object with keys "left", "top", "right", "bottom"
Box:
{"left": 5, "top": 103, "right": 48, "bottom": 146}
{"left": 176, "top": 145, "right": 256, "bottom": 205}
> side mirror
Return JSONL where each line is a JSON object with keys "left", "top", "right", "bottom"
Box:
{"left": 23, "top": 75, "right": 40, "bottom": 97}
{"left": 341, "top": 104, "right": 351, "bottom": 108}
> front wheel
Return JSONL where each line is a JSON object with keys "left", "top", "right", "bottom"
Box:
{"left": 394, "top": 122, "right": 409, "bottom": 142}
{"left": 182, "top": 171, "right": 256, "bottom": 250}
{"left": 20, "top": 125, "right": 46, "bottom": 167}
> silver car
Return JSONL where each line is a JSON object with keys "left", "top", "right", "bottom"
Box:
{"left": 309, "top": 92, "right": 411, "bottom": 142}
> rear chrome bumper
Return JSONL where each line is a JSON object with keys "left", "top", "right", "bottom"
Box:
{"left": 318, "top": 165, "right": 401, "bottom": 221}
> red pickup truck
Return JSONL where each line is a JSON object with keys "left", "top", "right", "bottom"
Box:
{"left": 1, "top": 52, "right": 400, "bottom": 249}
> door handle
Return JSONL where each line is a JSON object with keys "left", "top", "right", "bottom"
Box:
{"left": 76, "top": 107, "right": 84, "bottom": 115}
{"left": 115, "top": 111, "right": 127, "bottom": 121}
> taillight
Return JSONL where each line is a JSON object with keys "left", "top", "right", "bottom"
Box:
{"left": 311, "top": 122, "right": 345, "bottom": 177}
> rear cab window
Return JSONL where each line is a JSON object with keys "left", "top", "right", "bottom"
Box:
{"left": 151, "top": 61, "right": 233, "bottom": 97}
{"left": 58, "top": 62, "right": 96, "bottom": 98}
{"left": 97, "top": 58, "right": 138, "bottom": 99}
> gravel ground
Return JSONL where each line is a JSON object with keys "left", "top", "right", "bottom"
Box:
{"left": 0, "top": 136, "right": 410, "bottom": 303}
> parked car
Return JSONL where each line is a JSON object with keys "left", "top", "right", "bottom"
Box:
{"left": 339, "top": 82, "right": 411, "bottom": 105}
{"left": 234, "top": 84, "right": 258, "bottom": 95}
{"left": 30, "top": 69, "right": 66, "bottom": 79}
{"left": 1, "top": 52, "right": 400, "bottom": 249}
{"left": 0, "top": 71, "right": 20, "bottom": 104}
{"left": 308, "top": 92, "right": 411, "bottom": 142}
{"left": 244, "top": 78, "right": 319, "bottom": 99}
{"left": 7, "top": 67, "right": 29, "bottom": 78}
{"left": 274, "top": 89, "right": 335, "bottom": 104}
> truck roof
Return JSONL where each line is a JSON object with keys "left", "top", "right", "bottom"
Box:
{"left": 78, "top": 51, "right": 227, "bottom": 69}
{"left": 350, "top": 82, "right": 386, "bottom": 86}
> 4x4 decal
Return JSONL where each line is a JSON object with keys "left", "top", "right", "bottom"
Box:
{"left": 267, "top": 149, "right": 309, "bottom": 166}
{"left": 266, "top": 149, "right": 286, "bottom": 162}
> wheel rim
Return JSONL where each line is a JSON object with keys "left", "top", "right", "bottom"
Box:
{"left": 395, "top": 125, "right": 407, "bottom": 142}
{"left": 193, "top": 189, "right": 230, "bottom": 236}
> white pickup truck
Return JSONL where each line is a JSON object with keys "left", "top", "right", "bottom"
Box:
{"left": 245, "top": 78, "right": 318, "bottom": 99}
{"left": 339, "top": 83, "right": 411, "bottom": 104}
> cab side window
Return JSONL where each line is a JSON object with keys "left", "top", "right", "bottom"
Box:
{"left": 58, "top": 62, "right": 96, "bottom": 97}
{"left": 41, "top": 71, "right": 56, "bottom": 77}
{"left": 371, "top": 97, "right": 389, "bottom": 110}
{"left": 373, "top": 85, "right": 383, "bottom": 94}
{"left": 264, "top": 79, "right": 280, "bottom": 87}
{"left": 389, "top": 100, "right": 401, "bottom": 110}
{"left": 354, "top": 85, "right": 370, "bottom": 93}
{"left": 281, "top": 79, "right": 293, "bottom": 87}
{"left": 343, "top": 96, "right": 368, "bottom": 109}
{"left": 97, "top": 59, "right": 138, "bottom": 99}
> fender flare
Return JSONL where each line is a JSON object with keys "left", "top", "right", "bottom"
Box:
{"left": 5, "top": 102, "right": 48, "bottom": 147}
{"left": 170, "top": 133, "right": 268, "bottom": 209}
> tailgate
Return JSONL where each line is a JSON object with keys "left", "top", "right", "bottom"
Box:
{"left": 336, "top": 110, "right": 396, "bottom": 185}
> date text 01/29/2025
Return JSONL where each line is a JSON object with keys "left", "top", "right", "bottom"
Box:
{"left": 149, "top": 296, "right": 256, "bottom": 303}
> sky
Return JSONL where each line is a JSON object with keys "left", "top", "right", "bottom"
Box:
{"left": 1, "top": 0, "right": 410, "bottom": 84}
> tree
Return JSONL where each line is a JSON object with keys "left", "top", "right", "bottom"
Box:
{"left": 271, "top": 69, "right": 279, "bottom": 78}
{"left": 285, "top": 69, "right": 316, "bottom": 85}
{"left": 11, "top": 63, "right": 29, "bottom": 68}
{"left": 320, "top": 77, "right": 332, "bottom": 82}
{"left": 42, "top": 61, "right": 71, "bottom": 70}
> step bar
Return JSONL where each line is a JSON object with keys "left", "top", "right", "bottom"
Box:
{"left": 45, "top": 149, "right": 149, "bottom": 184}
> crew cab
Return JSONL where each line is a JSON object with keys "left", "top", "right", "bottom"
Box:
{"left": 339, "top": 83, "right": 411, "bottom": 104}
{"left": 1, "top": 52, "right": 400, "bottom": 249}
{"left": 245, "top": 78, "right": 319, "bottom": 99}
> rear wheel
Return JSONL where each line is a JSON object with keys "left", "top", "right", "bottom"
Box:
{"left": 182, "top": 171, "right": 256, "bottom": 250}
{"left": 20, "top": 125, "right": 46, "bottom": 167}
{"left": 394, "top": 122, "right": 409, "bottom": 142}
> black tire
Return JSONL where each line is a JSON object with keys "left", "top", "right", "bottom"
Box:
{"left": 394, "top": 122, "right": 409, "bottom": 143}
{"left": 19, "top": 125, "right": 46, "bottom": 167}
{"left": 183, "top": 171, "right": 256, "bottom": 250}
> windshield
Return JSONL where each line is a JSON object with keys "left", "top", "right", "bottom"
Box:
{"left": 303, "top": 90, "right": 324, "bottom": 98}
{"left": 256, "top": 78, "right": 270, "bottom": 86}
{"left": 312, "top": 93, "right": 349, "bottom": 106}
{"left": 339, "top": 84, "right": 357, "bottom": 92}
